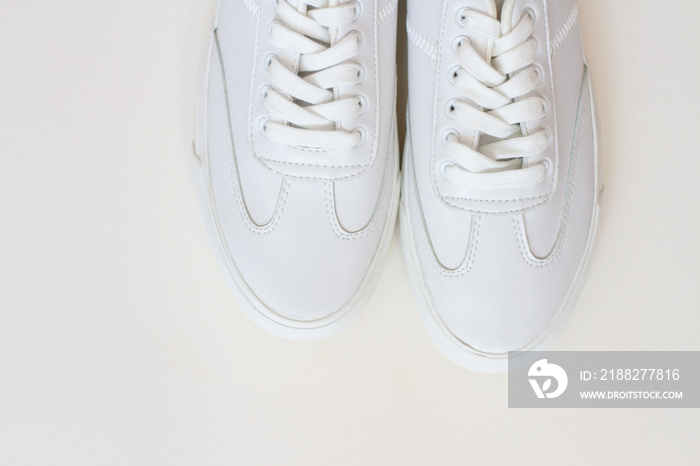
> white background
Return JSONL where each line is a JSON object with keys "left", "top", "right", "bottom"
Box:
{"left": 1, "top": 1, "right": 699, "bottom": 464}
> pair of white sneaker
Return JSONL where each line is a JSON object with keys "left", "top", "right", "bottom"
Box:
{"left": 193, "top": 0, "right": 601, "bottom": 372}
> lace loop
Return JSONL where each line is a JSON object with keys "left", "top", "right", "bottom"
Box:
{"left": 263, "top": 0, "right": 364, "bottom": 150}
{"left": 443, "top": 7, "right": 549, "bottom": 190}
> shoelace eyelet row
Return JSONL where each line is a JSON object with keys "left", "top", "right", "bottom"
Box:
{"left": 260, "top": 0, "right": 367, "bottom": 150}
{"left": 438, "top": 5, "right": 553, "bottom": 190}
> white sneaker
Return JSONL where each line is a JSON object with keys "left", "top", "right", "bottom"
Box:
{"left": 193, "top": 0, "right": 400, "bottom": 340}
{"left": 401, "top": 0, "right": 602, "bottom": 371}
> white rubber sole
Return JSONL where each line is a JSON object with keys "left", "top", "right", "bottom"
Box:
{"left": 192, "top": 29, "right": 401, "bottom": 341}
{"left": 400, "top": 78, "right": 602, "bottom": 373}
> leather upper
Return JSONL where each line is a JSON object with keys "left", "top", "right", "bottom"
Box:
{"left": 404, "top": 0, "right": 598, "bottom": 353}
{"left": 205, "top": 0, "right": 399, "bottom": 320}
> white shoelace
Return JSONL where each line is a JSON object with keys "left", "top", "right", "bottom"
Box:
{"left": 261, "top": 0, "right": 365, "bottom": 150}
{"left": 442, "top": 6, "right": 549, "bottom": 190}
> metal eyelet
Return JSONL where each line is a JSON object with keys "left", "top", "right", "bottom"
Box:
{"left": 448, "top": 65, "right": 461, "bottom": 84}
{"left": 441, "top": 129, "right": 459, "bottom": 146}
{"left": 452, "top": 35, "right": 470, "bottom": 53}
{"left": 357, "top": 95, "right": 367, "bottom": 115}
{"left": 264, "top": 54, "right": 277, "bottom": 70}
{"left": 533, "top": 64, "right": 544, "bottom": 85}
{"left": 355, "top": 64, "right": 366, "bottom": 84}
{"left": 352, "top": 1, "right": 361, "bottom": 21}
{"left": 444, "top": 98, "right": 459, "bottom": 117}
{"left": 267, "top": 19, "right": 282, "bottom": 37}
{"left": 260, "top": 85, "right": 272, "bottom": 103}
{"left": 456, "top": 7, "right": 470, "bottom": 27}
{"left": 439, "top": 160, "right": 455, "bottom": 179}
{"left": 540, "top": 97, "right": 550, "bottom": 117}
{"left": 258, "top": 117, "right": 269, "bottom": 136}
{"left": 541, "top": 158, "right": 551, "bottom": 174}
{"left": 541, "top": 127, "right": 553, "bottom": 148}
{"left": 352, "top": 127, "right": 367, "bottom": 146}
{"left": 523, "top": 7, "right": 536, "bottom": 23}
{"left": 349, "top": 30, "right": 363, "bottom": 47}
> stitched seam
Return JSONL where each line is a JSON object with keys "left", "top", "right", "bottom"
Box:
{"left": 424, "top": 4, "right": 481, "bottom": 276}
{"left": 216, "top": 32, "right": 287, "bottom": 235}
{"left": 323, "top": 110, "right": 397, "bottom": 240}
{"left": 514, "top": 71, "right": 589, "bottom": 266}
{"left": 371, "top": 0, "right": 380, "bottom": 177}
{"left": 550, "top": 5, "right": 578, "bottom": 59}
{"left": 543, "top": 0, "right": 559, "bottom": 204}
{"left": 444, "top": 198, "right": 549, "bottom": 214}
{"left": 241, "top": 0, "right": 260, "bottom": 15}
{"left": 378, "top": 0, "right": 398, "bottom": 24}
{"left": 406, "top": 20, "right": 438, "bottom": 62}
{"left": 262, "top": 159, "right": 369, "bottom": 168}
{"left": 264, "top": 169, "right": 370, "bottom": 181}
{"left": 407, "top": 119, "right": 479, "bottom": 277}
{"left": 248, "top": 6, "right": 264, "bottom": 178}
{"left": 221, "top": 75, "right": 288, "bottom": 235}
{"left": 430, "top": 0, "right": 449, "bottom": 217}
{"left": 444, "top": 193, "right": 549, "bottom": 203}
{"left": 425, "top": 215, "right": 480, "bottom": 277}
{"left": 324, "top": 182, "right": 378, "bottom": 240}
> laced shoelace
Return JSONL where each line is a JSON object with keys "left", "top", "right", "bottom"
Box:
{"left": 442, "top": 7, "right": 550, "bottom": 190}
{"left": 261, "top": 0, "right": 365, "bottom": 150}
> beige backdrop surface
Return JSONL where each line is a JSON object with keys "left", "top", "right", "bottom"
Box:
{"left": 1, "top": 1, "right": 699, "bottom": 465}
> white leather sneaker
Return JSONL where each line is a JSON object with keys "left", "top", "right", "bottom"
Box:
{"left": 193, "top": 0, "right": 400, "bottom": 340}
{"left": 401, "top": 0, "right": 601, "bottom": 371}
